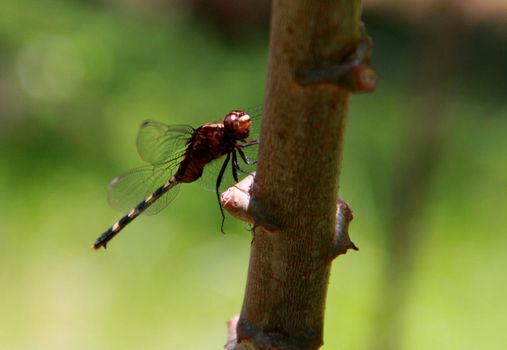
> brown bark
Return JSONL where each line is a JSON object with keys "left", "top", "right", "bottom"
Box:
{"left": 224, "top": 1, "right": 374, "bottom": 349}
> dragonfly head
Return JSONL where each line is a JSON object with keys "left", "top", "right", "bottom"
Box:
{"left": 224, "top": 110, "right": 251, "bottom": 140}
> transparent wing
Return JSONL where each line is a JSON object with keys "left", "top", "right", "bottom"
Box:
{"left": 108, "top": 155, "right": 184, "bottom": 216}
{"left": 243, "top": 104, "right": 262, "bottom": 142}
{"left": 136, "top": 120, "right": 193, "bottom": 164}
{"left": 236, "top": 104, "right": 261, "bottom": 164}
{"left": 198, "top": 149, "right": 257, "bottom": 195}
{"left": 199, "top": 155, "right": 231, "bottom": 193}
{"left": 234, "top": 104, "right": 261, "bottom": 175}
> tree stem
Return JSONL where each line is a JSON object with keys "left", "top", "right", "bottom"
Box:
{"left": 231, "top": 1, "right": 372, "bottom": 349}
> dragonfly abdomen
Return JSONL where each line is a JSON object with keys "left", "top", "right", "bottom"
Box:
{"left": 93, "top": 177, "right": 179, "bottom": 250}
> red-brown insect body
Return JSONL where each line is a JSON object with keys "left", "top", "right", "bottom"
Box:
{"left": 174, "top": 110, "right": 251, "bottom": 183}
{"left": 93, "top": 109, "right": 257, "bottom": 249}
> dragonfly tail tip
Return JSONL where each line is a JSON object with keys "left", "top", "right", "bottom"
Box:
{"left": 91, "top": 242, "right": 106, "bottom": 250}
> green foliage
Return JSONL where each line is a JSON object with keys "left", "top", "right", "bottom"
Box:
{"left": 0, "top": 1, "right": 506, "bottom": 349}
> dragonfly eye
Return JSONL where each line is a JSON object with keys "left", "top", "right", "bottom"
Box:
{"left": 224, "top": 110, "right": 251, "bottom": 139}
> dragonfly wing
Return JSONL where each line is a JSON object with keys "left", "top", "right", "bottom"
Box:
{"left": 236, "top": 105, "right": 261, "bottom": 167}
{"left": 198, "top": 155, "right": 231, "bottom": 194}
{"left": 108, "top": 156, "right": 183, "bottom": 216}
{"left": 145, "top": 180, "right": 180, "bottom": 215}
{"left": 239, "top": 105, "right": 261, "bottom": 178}
{"left": 199, "top": 147, "right": 257, "bottom": 194}
{"left": 136, "top": 120, "right": 193, "bottom": 165}
{"left": 243, "top": 104, "right": 262, "bottom": 142}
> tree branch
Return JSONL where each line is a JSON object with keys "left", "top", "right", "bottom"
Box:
{"left": 225, "top": 1, "right": 373, "bottom": 349}
{"left": 221, "top": 175, "right": 357, "bottom": 259}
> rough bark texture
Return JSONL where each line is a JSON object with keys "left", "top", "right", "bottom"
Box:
{"left": 229, "top": 1, "right": 371, "bottom": 349}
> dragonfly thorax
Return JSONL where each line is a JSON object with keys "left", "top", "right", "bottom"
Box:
{"left": 223, "top": 110, "right": 251, "bottom": 140}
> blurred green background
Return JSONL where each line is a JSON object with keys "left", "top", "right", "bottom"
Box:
{"left": 1, "top": 1, "right": 506, "bottom": 349}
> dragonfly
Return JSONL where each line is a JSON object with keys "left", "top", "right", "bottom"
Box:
{"left": 92, "top": 106, "right": 261, "bottom": 250}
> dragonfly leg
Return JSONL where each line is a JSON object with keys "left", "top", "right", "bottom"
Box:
{"left": 231, "top": 151, "right": 240, "bottom": 182}
{"left": 236, "top": 165, "right": 252, "bottom": 175}
{"left": 236, "top": 145, "right": 257, "bottom": 166}
{"left": 234, "top": 149, "right": 254, "bottom": 175}
{"left": 216, "top": 152, "right": 231, "bottom": 233}
{"left": 238, "top": 139, "right": 259, "bottom": 148}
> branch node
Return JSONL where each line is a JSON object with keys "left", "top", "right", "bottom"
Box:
{"left": 221, "top": 173, "right": 281, "bottom": 233}
{"left": 225, "top": 315, "right": 240, "bottom": 350}
{"left": 330, "top": 199, "right": 358, "bottom": 260}
{"left": 221, "top": 174, "right": 256, "bottom": 225}
{"left": 235, "top": 316, "right": 321, "bottom": 350}
{"left": 295, "top": 24, "right": 377, "bottom": 93}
